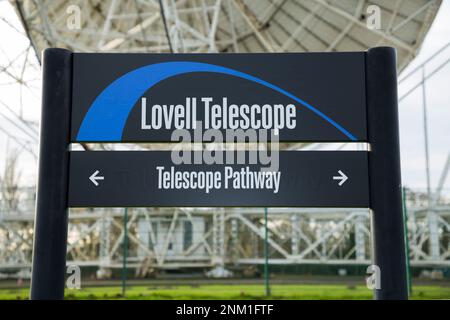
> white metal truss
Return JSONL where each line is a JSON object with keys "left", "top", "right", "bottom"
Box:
{"left": 6, "top": 0, "right": 440, "bottom": 67}
{"left": 1, "top": 203, "right": 449, "bottom": 278}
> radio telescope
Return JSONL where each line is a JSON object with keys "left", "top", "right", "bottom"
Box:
{"left": 0, "top": 1, "right": 446, "bottom": 277}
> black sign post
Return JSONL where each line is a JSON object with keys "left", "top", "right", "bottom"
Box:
{"left": 30, "top": 47, "right": 407, "bottom": 300}
{"left": 366, "top": 47, "right": 407, "bottom": 299}
{"left": 30, "top": 49, "right": 72, "bottom": 299}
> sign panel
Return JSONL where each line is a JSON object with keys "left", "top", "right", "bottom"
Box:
{"left": 34, "top": 48, "right": 408, "bottom": 299}
{"left": 71, "top": 52, "right": 367, "bottom": 142}
{"left": 68, "top": 151, "right": 369, "bottom": 207}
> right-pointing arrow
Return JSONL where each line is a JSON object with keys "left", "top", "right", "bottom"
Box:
{"left": 333, "top": 170, "right": 348, "bottom": 186}
{"left": 89, "top": 170, "right": 104, "bottom": 186}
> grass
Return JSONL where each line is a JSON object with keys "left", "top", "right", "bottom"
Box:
{"left": 1, "top": 284, "right": 449, "bottom": 300}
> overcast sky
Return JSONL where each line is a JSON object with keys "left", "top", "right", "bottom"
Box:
{"left": 397, "top": 1, "right": 450, "bottom": 193}
{"left": 0, "top": 1, "right": 449, "bottom": 194}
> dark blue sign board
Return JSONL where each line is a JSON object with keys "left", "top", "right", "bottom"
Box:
{"left": 68, "top": 151, "right": 369, "bottom": 208}
{"left": 30, "top": 48, "right": 407, "bottom": 300}
{"left": 71, "top": 53, "right": 367, "bottom": 142}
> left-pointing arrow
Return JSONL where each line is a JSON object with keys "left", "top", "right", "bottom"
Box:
{"left": 89, "top": 170, "right": 104, "bottom": 186}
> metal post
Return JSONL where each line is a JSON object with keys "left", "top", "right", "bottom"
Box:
{"left": 264, "top": 207, "right": 270, "bottom": 296}
{"left": 30, "top": 48, "right": 72, "bottom": 300}
{"left": 422, "top": 67, "right": 440, "bottom": 260}
{"left": 355, "top": 213, "right": 366, "bottom": 261}
{"left": 99, "top": 212, "right": 111, "bottom": 266}
{"left": 122, "top": 207, "right": 128, "bottom": 297}
{"left": 366, "top": 47, "right": 408, "bottom": 300}
{"left": 402, "top": 187, "right": 412, "bottom": 297}
{"left": 421, "top": 67, "right": 432, "bottom": 204}
{"left": 231, "top": 218, "right": 239, "bottom": 264}
{"left": 291, "top": 213, "right": 299, "bottom": 255}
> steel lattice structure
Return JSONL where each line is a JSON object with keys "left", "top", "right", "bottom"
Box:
{"left": 11, "top": 0, "right": 442, "bottom": 69}
{"left": 0, "top": 0, "right": 449, "bottom": 278}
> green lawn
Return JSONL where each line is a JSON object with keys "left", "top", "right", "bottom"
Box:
{"left": 1, "top": 284, "right": 449, "bottom": 300}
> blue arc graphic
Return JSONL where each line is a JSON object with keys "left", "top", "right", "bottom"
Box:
{"left": 76, "top": 61, "right": 357, "bottom": 141}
